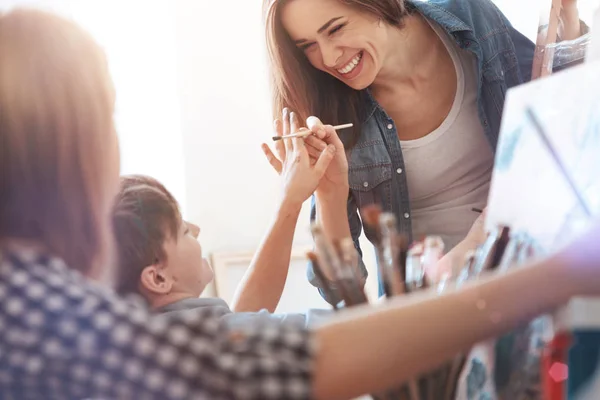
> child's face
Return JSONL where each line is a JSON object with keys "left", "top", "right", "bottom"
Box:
{"left": 162, "top": 220, "right": 213, "bottom": 298}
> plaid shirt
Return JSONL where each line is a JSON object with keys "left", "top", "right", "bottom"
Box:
{"left": 0, "top": 250, "right": 314, "bottom": 399}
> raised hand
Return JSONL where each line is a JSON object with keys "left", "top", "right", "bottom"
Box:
{"left": 303, "top": 116, "right": 350, "bottom": 198}
{"left": 261, "top": 108, "right": 337, "bottom": 208}
{"left": 558, "top": 0, "right": 581, "bottom": 40}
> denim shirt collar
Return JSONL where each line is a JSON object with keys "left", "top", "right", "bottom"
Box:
{"left": 362, "top": 0, "right": 474, "bottom": 121}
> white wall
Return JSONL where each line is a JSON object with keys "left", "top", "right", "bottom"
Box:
{"left": 0, "top": 0, "right": 188, "bottom": 213}
{"left": 173, "top": 0, "right": 296, "bottom": 254}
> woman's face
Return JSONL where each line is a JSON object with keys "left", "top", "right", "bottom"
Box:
{"left": 281, "top": 0, "right": 390, "bottom": 90}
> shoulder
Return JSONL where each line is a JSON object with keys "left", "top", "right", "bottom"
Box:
{"left": 412, "top": 0, "right": 512, "bottom": 38}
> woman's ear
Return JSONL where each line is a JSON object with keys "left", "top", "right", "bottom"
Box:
{"left": 140, "top": 264, "right": 173, "bottom": 295}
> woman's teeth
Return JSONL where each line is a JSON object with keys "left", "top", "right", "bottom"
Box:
{"left": 337, "top": 52, "right": 362, "bottom": 75}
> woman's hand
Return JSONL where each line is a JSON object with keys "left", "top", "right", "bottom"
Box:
{"left": 559, "top": 0, "right": 581, "bottom": 41}
{"left": 303, "top": 116, "right": 350, "bottom": 199}
{"left": 261, "top": 108, "right": 337, "bottom": 209}
{"left": 464, "top": 208, "right": 488, "bottom": 248}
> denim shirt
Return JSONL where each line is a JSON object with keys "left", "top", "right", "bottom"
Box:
{"left": 307, "top": 0, "right": 535, "bottom": 303}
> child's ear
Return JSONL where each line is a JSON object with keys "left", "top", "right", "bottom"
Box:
{"left": 140, "top": 264, "right": 173, "bottom": 295}
{"left": 188, "top": 222, "right": 200, "bottom": 239}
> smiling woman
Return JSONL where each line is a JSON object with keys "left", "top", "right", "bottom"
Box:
{"left": 264, "top": 0, "right": 409, "bottom": 139}
{"left": 262, "top": 0, "right": 589, "bottom": 398}
{"left": 280, "top": 0, "right": 406, "bottom": 89}
{"left": 263, "top": 0, "right": 587, "bottom": 304}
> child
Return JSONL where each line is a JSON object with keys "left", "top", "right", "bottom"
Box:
{"left": 112, "top": 174, "right": 330, "bottom": 328}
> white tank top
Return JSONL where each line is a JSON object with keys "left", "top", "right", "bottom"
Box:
{"left": 400, "top": 21, "right": 494, "bottom": 250}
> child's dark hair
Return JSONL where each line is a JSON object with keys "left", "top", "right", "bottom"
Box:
{"left": 112, "top": 175, "right": 181, "bottom": 296}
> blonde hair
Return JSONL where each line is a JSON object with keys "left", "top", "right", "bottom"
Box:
{"left": 0, "top": 9, "right": 117, "bottom": 276}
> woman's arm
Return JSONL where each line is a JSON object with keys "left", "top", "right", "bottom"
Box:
{"left": 307, "top": 192, "right": 368, "bottom": 305}
{"left": 559, "top": 0, "right": 585, "bottom": 41}
{"left": 303, "top": 119, "right": 372, "bottom": 304}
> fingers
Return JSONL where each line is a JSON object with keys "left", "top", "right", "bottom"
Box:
{"left": 261, "top": 143, "right": 282, "bottom": 174}
{"left": 290, "top": 111, "right": 305, "bottom": 152}
{"left": 273, "top": 119, "right": 285, "bottom": 162}
{"left": 306, "top": 116, "right": 326, "bottom": 139}
{"left": 282, "top": 108, "right": 292, "bottom": 153}
{"left": 307, "top": 116, "right": 346, "bottom": 151}
{"left": 305, "top": 145, "right": 323, "bottom": 160}
{"left": 304, "top": 135, "right": 327, "bottom": 159}
{"left": 321, "top": 124, "right": 345, "bottom": 149}
{"left": 313, "top": 145, "right": 337, "bottom": 177}
{"left": 304, "top": 135, "right": 327, "bottom": 151}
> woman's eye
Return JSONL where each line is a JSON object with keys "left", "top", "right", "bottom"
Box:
{"left": 300, "top": 43, "right": 315, "bottom": 51}
{"left": 329, "top": 24, "right": 346, "bottom": 36}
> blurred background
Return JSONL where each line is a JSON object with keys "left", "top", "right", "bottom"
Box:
{"left": 0, "top": 0, "right": 597, "bottom": 312}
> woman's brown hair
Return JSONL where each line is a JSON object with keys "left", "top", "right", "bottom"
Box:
{"left": 264, "top": 0, "right": 409, "bottom": 147}
{"left": 0, "top": 9, "right": 117, "bottom": 277}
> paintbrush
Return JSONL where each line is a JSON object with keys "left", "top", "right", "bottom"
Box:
{"left": 490, "top": 226, "right": 511, "bottom": 270}
{"left": 497, "top": 234, "right": 523, "bottom": 272}
{"left": 311, "top": 224, "right": 356, "bottom": 307}
{"left": 380, "top": 213, "right": 406, "bottom": 296}
{"left": 272, "top": 123, "right": 354, "bottom": 141}
{"left": 338, "top": 237, "right": 363, "bottom": 283}
{"left": 397, "top": 235, "right": 410, "bottom": 293}
{"left": 337, "top": 238, "right": 369, "bottom": 306}
{"left": 306, "top": 251, "right": 340, "bottom": 311}
{"left": 422, "top": 236, "right": 446, "bottom": 291}
{"left": 361, "top": 205, "right": 393, "bottom": 298}
{"left": 406, "top": 242, "right": 427, "bottom": 292}
{"left": 525, "top": 106, "right": 592, "bottom": 217}
{"left": 455, "top": 249, "right": 477, "bottom": 287}
{"left": 311, "top": 224, "right": 364, "bottom": 307}
{"left": 473, "top": 225, "right": 511, "bottom": 275}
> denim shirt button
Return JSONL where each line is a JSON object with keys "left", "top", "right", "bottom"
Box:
{"left": 483, "top": 119, "right": 488, "bottom": 126}
{"left": 363, "top": 181, "right": 369, "bottom": 188}
{"left": 387, "top": 123, "right": 393, "bottom": 130}
{"left": 396, "top": 168, "right": 403, "bottom": 174}
{"left": 404, "top": 213, "right": 410, "bottom": 219}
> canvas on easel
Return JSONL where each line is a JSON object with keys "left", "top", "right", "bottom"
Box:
{"left": 487, "top": 59, "right": 600, "bottom": 253}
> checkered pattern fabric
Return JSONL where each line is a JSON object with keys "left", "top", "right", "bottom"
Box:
{"left": 0, "top": 250, "right": 314, "bottom": 399}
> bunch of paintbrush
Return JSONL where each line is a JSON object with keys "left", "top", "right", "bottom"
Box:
{"left": 362, "top": 205, "right": 410, "bottom": 298}
{"left": 443, "top": 227, "right": 542, "bottom": 400}
{"left": 470, "top": 225, "right": 512, "bottom": 277}
{"left": 363, "top": 205, "right": 454, "bottom": 400}
{"left": 310, "top": 223, "right": 368, "bottom": 309}
{"left": 456, "top": 225, "right": 542, "bottom": 284}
